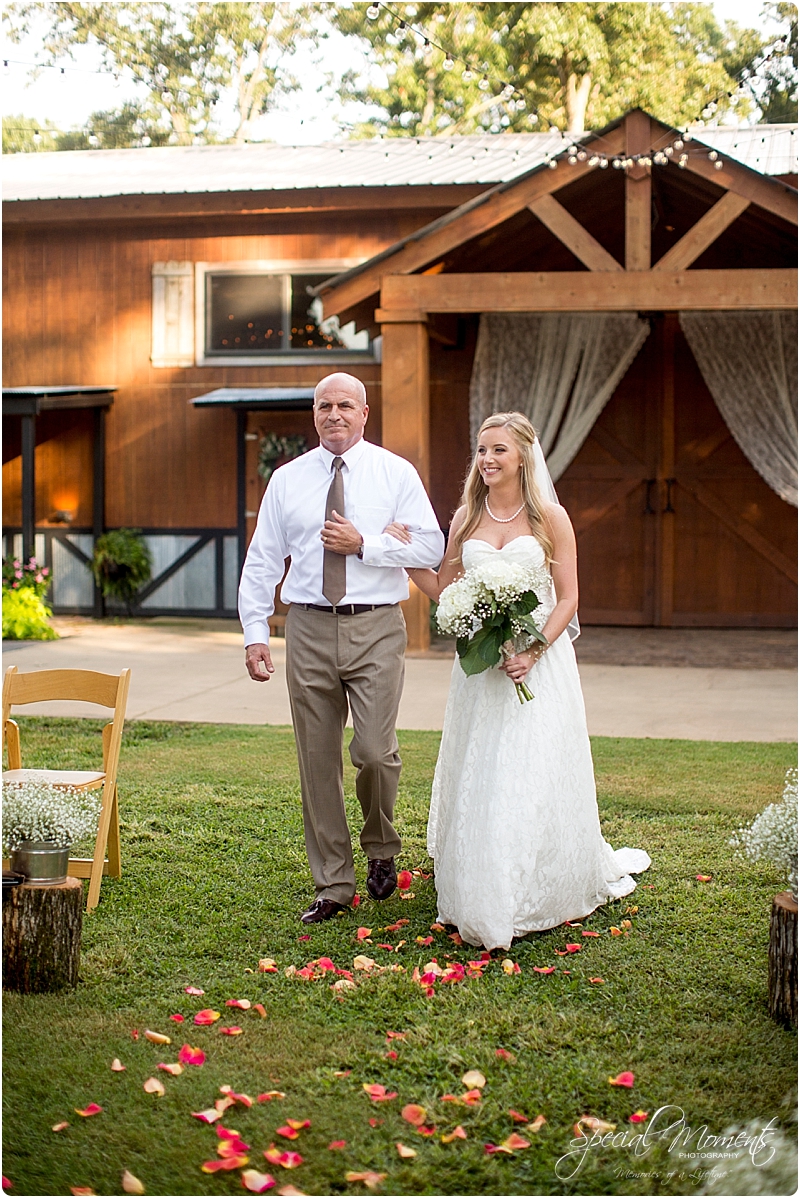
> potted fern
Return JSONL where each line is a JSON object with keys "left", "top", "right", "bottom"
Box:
{"left": 91, "top": 529, "right": 152, "bottom": 614}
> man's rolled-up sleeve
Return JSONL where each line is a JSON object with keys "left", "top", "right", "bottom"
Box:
{"left": 238, "top": 473, "right": 290, "bottom": 647}
{"left": 360, "top": 465, "right": 445, "bottom": 569}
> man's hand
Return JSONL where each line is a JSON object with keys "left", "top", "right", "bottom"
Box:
{"left": 245, "top": 643, "right": 274, "bottom": 682}
{"left": 384, "top": 520, "right": 412, "bottom": 544}
{"left": 321, "top": 510, "right": 363, "bottom": 555}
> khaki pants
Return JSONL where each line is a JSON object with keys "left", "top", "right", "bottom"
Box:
{"left": 285, "top": 603, "right": 406, "bottom": 904}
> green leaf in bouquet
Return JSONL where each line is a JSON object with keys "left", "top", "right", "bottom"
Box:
{"left": 515, "top": 614, "right": 548, "bottom": 643}
{"left": 478, "top": 625, "right": 504, "bottom": 665}
{"left": 458, "top": 640, "right": 495, "bottom": 675}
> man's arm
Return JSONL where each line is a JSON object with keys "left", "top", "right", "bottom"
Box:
{"left": 238, "top": 474, "right": 289, "bottom": 681}
{"left": 360, "top": 465, "right": 444, "bottom": 569}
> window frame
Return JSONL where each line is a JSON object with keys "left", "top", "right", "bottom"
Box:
{"left": 194, "top": 259, "right": 374, "bottom": 367}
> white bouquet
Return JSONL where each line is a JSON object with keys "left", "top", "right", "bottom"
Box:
{"left": 436, "top": 558, "right": 551, "bottom": 702}
{"left": 2, "top": 780, "right": 102, "bottom": 853}
{"left": 730, "top": 767, "right": 798, "bottom": 895}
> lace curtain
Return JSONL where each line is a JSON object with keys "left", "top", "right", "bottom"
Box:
{"left": 468, "top": 313, "right": 651, "bottom": 481}
{"left": 679, "top": 311, "right": 798, "bottom": 507}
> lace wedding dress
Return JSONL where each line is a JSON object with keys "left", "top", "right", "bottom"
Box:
{"left": 428, "top": 536, "right": 651, "bottom": 950}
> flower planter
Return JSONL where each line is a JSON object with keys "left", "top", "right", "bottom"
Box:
{"left": 9, "top": 841, "right": 70, "bottom": 886}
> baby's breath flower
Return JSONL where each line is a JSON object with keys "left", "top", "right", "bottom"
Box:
{"left": 2, "top": 781, "right": 102, "bottom": 853}
{"left": 730, "top": 768, "right": 798, "bottom": 893}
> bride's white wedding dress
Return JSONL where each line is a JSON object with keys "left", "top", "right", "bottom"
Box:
{"left": 428, "top": 536, "right": 651, "bottom": 950}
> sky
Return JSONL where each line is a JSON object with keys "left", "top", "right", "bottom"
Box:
{"left": 1, "top": 1, "right": 786, "bottom": 145}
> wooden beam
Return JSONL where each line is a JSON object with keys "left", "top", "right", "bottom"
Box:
{"left": 381, "top": 269, "right": 798, "bottom": 313}
{"left": 528, "top": 194, "right": 623, "bottom": 271}
{"left": 653, "top": 192, "right": 751, "bottom": 272}
{"left": 320, "top": 128, "right": 626, "bottom": 317}
{"left": 374, "top": 309, "right": 428, "bottom": 323}
{"left": 684, "top": 153, "right": 797, "bottom": 227}
{"left": 625, "top": 111, "right": 652, "bottom": 270}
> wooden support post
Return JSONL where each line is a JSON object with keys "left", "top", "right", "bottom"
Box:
{"left": 21, "top": 412, "right": 36, "bottom": 564}
{"left": 236, "top": 407, "right": 248, "bottom": 574}
{"left": 654, "top": 315, "right": 676, "bottom": 627}
{"left": 380, "top": 314, "right": 431, "bottom": 652}
{"left": 3, "top": 877, "right": 83, "bottom": 992}
{"left": 625, "top": 111, "right": 652, "bottom": 271}
{"left": 769, "top": 892, "right": 797, "bottom": 1028}
{"left": 92, "top": 405, "right": 106, "bottom": 618}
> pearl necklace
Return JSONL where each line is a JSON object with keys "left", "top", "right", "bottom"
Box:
{"left": 485, "top": 497, "right": 525, "bottom": 523}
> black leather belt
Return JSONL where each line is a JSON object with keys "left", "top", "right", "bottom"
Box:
{"left": 299, "top": 603, "right": 394, "bottom": 615}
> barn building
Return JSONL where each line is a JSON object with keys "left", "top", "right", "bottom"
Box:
{"left": 3, "top": 110, "right": 797, "bottom": 649}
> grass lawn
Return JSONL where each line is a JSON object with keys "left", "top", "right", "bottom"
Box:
{"left": 2, "top": 719, "right": 797, "bottom": 1197}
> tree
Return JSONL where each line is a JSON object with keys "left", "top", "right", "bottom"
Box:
{"left": 3, "top": 2, "right": 318, "bottom": 145}
{"left": 2, "top": 114, "right": 58, "bottom": 153}
{"left": 330, "top": 2, "right": 764, "bottom": 136}
{"left": 753, "top": 2, "right": 798, "bottom": 122}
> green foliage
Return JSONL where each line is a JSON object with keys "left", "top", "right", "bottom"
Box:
{"left": 756, "top": 2, "right": 798, "bottom": 122}
{"left": 1, "top": 719, "right": 796, "bottom": 1196}
{"left": 257, "top": 432, "right": 309, "bottom": 483}
{"left": 2, "top": 113, "right": 60, "bottom": 152}
{"left": 1, "top": 587, "right": 58, "bottom": 640}
{"left": 331, "top": 1, "right": 764, "bottom": 134}
{"left": 91, "top": 529, "right": 152, "bottom": 605}
{"left": 3, "top": 1, "right": 319, "bottom": 145}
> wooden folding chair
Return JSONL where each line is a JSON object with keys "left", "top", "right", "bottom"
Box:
{"left": 2, "top": 666, "right": 131, "bottom": 912}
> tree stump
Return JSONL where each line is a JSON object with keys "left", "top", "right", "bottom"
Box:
{"left": 768, "top": 891, "right": 797, "bottom": 1029}
{"left": 3, "top": 877, "right": 83, "bottom": 992}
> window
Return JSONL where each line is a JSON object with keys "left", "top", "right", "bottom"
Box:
{"left": 195, "top": 261, "right": 372, "bottom": 365}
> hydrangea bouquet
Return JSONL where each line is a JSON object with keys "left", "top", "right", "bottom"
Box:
{"left": 2, "top": 780, "right": 102, "bottom": 854}
{"left": 436, "top": 558, "right": 551, "bottom": 702}
{"left": 731, "top": 768, "right": 798, "bottom": 897}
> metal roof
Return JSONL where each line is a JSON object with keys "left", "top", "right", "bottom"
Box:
{"left": 190, "top": 387, "right": 315, "bottom": 409}
{"left": 3, "top": 125, "right": 796, "bottom": 204}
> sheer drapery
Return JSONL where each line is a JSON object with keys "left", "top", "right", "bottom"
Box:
{"left": 469, "top": 313, "right": 651, "bottom": 480}
{"left": 679, "top": 311, "right": 798, "bottom": 507}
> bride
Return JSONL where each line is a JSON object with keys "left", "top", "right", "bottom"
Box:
{"left": 391, "top": 411, "right": 650, "bottom": 951}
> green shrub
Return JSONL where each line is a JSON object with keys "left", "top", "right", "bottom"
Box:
{"left": 2, "top": 587, "right": 58, "bottom": 640}
{"left": 91, "top": 528, "right": 152, "bottom": 607}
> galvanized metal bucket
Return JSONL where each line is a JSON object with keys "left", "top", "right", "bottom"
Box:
{"left": 9, "top": 841, "right": 70, "bottom": 885}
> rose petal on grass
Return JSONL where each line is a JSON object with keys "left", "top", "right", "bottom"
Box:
{"left": 484, "top": 1143, "right": 513, "bottom": 1156}
{"left": 416, "top": 1126, "right": 436, "bottom": 1137}
{"left": 70, "top": 1189, "right": 95, "bottom": 1195}
{"left": 416, "top": 936, "right": 433, "bottom": 946}
{"left": 629, "top": 1110, "right": 649, "bottom": 1123}
{"left": 264, "top": 1150, "right": 303, "bottom": 1170}
{"left": 178, "top": 1044, "right": 206, "bottom": 1066}
{"left": 298, "top": 935, "right": 311, "bottom": 942}
{"left": 226, "top": 999, "right": 252, "bottom": 1010}
{"left": 502, "top": 1133, "right": 530, "bottom": 1151}
{"left": 352, "top": 895, "right": 361, "bottom": 907}
{"left": 368, "top": 1117, "right": 383, "bottom": 1128}
{"left": 501, "top": 959, "right": 520, "bottom": 975}
{"left": 577, "top": 1115, "right": 617, "bottom": 1132}
{"left": 157, "top": 1063, "right": 183, "bottom": 1076}
{"left": 201, "top": 1157, "right": 249, "bottom": 1173}
{"left": 110, "top": 1059, "right": 126, "bottom": 1072}
{"left": 253, "top": 1004, "right": 267, "bottom": 1018}
{"left": 526, "top": 1115, "right": 547, "bottom": 1133}
{"left": 533, "top": 966, "right": 556, "bottom": 975}
{"left": 168, "top": 1014, "right": 185, "bottom": 1023}
{"left": 621, "top": 919, "right": 633, "bottom": 929}
{"left": 194, "top": 1009, "right": 221, "bottom": 1025}
{"left": 399, "top": 891, "right": 415, "bottom": 900}
{"left": 220, "top": 1026, "right": 244, "bottom": 1036}
{"left": 327, "top": 1141, "right": 346, "bottom": 1151}
{"left": 461, "top": 1070, "right": 486, "bottom": 1089}
{"left": 508, "top": 1109, "right": 529, "bottom": 1123}
{"left": 396, "top": 1143, "right": 416, "bottom": 1159}
{"left": 401, "top": 1104, "right": 427, "bottom": 1126}
{"left": 332, "top": 979, "right": 357, "bottom": 993}
{"left": 257, "top": 1091, "right": 286, "bottom": 1101}
{"left": 143, "top": 1077, "right": 165, "bottom": 1097}
{"left": 131, "top": 1029, "right": 139, "bottom": 1040}
{"left": 440, "top": 1094, "right": 460, "bottom": 1103}
{"left": 345, "top": 1172, "right": 387, "bottom": 1191}
{"left": 277, "top": 1187, "right": 306, "bottom": 1197}
{"left": 362, "top": 1083, "right": 397, "bottom": 1102}
{"left": 192, "top": 1108, "right": 223, "bottom": 1124}
{"left": 218, "top": 1137, "right": 251, "bottom": 1159}
{"left": 216, "top": 1097, "right": 236, "bottom": 1114}
{"left": 356, "top": 928, "right": 373, "bottom": 941}
{"left": 696, "top": 874, "right": 712, "bottom": 882}
{"left": 461, "top": 1089, "right": 482, "bottom": 1106}
{"left": 441, "top": 1126, "right": 467, "bottom": 1143}
{"left": 448, "top": 932, "right": 464, "bottom": 945}
{"left": 185, "top": 985, "right": 205, "bottom": 995}
{"left": 52, "top": 1121, "right": 69, "bottom": 1132}
{"left": 495, "top": 1049, "right": 516, "bottom": 1062}
{"left": 608, "top": 1071, "right": 635, "bottom": 1088}
{"left": 384, "top": 919, "right": 409, "bottom": 932}
{"left": 581, "top": 930, "right": 601, "bottom": 937}
{"left": 121, "top": 1170, "right": 145, "bottom": 1194}
{"left": 385, "top": 1050, "right": 398, "bottom": 1060}
{"left": 276, "top": 1127, "right": 299, "bottom": 1141}
{"left": 285, "top": 1119, "right": 311, "bottom": 1131}
{"left": 144, "top": 1030, "right": 171, "bottom": 1045}
{"left": 219, "top": 1086, "right": 253, "bottom": 1107}
{"left": 386, "top": 1031, "right": 406, "bottom": 1041}
{"left": 565, "top": 944, "right": 582, "bottom": 953}
{"left": 241, "top": 1170, "right": 276, "bottom": 1193}
{"left": 397, "top": 870, "right": 413, "bottom": 890}
{"left": 609, "top": 927, "right": 623, "bottom": 936}
{"left": 353, "top": 955, "right": 377, "bottom": 972}
{"left": 259, "top": 959, "right": 278, "bottom": 973}
{"left": 74, "top": 1104, "right": 102, "bottom": 1118}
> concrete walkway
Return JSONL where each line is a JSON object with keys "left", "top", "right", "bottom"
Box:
{"left": 3, "top": 617, "right": 795, "bottom": 741}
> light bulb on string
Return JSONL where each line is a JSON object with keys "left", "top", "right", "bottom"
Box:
{"left": 33, "top": 131, "right": 41, "bottom": 143}
{"left": 548, "top": 159, "right": 558, "bottom": 170}
{"left": 478, "top": 75, "right": 490, "bottom": 91}
{"left": 568, "top": 154, "right": 577, "bottom": 165}
{"left": 502, "top": 83, "right": 514, "bottom": 99}
{"left": 367, "top": 3, "right": 380, "bottom": 16}
{"left": 588, "top": 154, "right": 599, "bottom": 166}
{"left": 612, "top": 158, "right": 623, "bottom": 168}
{"left": 515, "top": 98, "right": 526, "bottom": 110}
{"left": 397, "top": 20, "right": 406, "bottom": 31}
{"left": 714, "top": 160, "right": 724, "bottom": 170}
{"left": 577, "top": 149, "right": 587, "bottom": 161}
{"left": 462, "top": 67, "right": 473, "bottom": 82}
{"left": 664, "top": 146, "right": 674, "bottom": 156}
{"left": 708, "top": 150, "right": 718, "bottom": 160}
{"left": 3, "top": 60, "right": 9, "bottom": 76}
{"left": 443, "top": 55, "right": 454, "bottom": 71}
{"left": 683, "top": 130, "right": 692, "bottom": 141}
{"left": 599, "top": 157, "right": 608, "bottom": 168}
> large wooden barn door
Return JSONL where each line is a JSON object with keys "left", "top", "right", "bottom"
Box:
{"left": 557, "top": 315, "right": 797, "bottom": 627}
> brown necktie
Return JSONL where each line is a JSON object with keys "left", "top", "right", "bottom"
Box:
{"left": 322, "top": 456, "right": 346, "bottom": 605}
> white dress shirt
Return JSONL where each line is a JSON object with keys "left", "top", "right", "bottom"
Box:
{"left": 239, "top": 437, "right": 445, "bottom": 646}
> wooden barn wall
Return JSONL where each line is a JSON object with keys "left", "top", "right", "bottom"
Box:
{"left": 2, "top": 210, "right": 440, "bottom": 530}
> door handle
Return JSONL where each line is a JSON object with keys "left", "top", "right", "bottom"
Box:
{"left": 664, "top": 478, "right": 676, "bottom": 513}
{"left": 643, "top": 479, "right": 656, "bottom": 514}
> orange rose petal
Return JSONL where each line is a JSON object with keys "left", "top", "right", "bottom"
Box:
{"left": 285, "top": 1119, "right": 311, "bottom": 1131}
{"left": 448, "top": 932, "right": 464, "bottom": 945}
{"left": 192, "top": 1108, "right": 223, "bottom": 1124}
{"left": 581, "top": 930, "right": 601, "bottom": 937}
{"left": 345, "top": 1172, "right": 387, "bottom": 1191}
{"left": 362, "top": 1083, "right": 397, "bottom": 1102}
{"left": 144, "top": 1030, "right": 171, "bottom": 1045}
{"left": 194, "top": 1009, "right": 221, "bottom": 1025}
{"left": 396, "top": 1143, "right": 416, "bottom": 1159}
{"left": 629, "top": 1110, "right": 650, "bottom": 1123}
{"left": 696, "top": 874, "right": 712, "bottom": 882}
{"left": 533, "top": 966, "right": 556, "bottom": 974}
{"left": 241, "top": 1170, "right": 277, "bottom": 1194}
{"left": 416, "top": 1125, "right": 436, "bottom": 1137}
{"left": 368, "top": 1117, "right": 383, "bottom": 1127}
{"left": 430, "top": 923, "right": 445, "bottom": 931}
{"left": 121, "top": 1170, "right": 145, "bottom": 1194}
{"left": 356, "top": 927, "right": 373, "bottom": 941}
{"left": 157, "top": 1062, "right": 183, "bottom": 1076}
{"left": 277, "top": 1188, "right": 306, "bottom": 1197}
{"left": 254, "top": 1004, "right": 268, "bottom": 1018}
{"left": 416, "top": 936, "right": 433, "bottom": 946}
{"left": 608, "top": 1071, "right": 635, "bottom": 1088}
{"left": 577, "top": 1115, "right": 617, "bottom": 1132}
{"left": 401, "top": 1104, "right": 427, "bottom": 1126}
{"left": 201, "top": 1156, "right": 249, "bottom": 1173}
{"left": 484, "top": 1143, "right": 513, "bottom": 1155}
{"left": 257, "top": 1091, "right": 286, "bottom": 1101}
{"left": 110, "top": 1059, "right": 126, "bottom": 1072}
{"left": 220, "top": 1086, "right": 253, "bottom": 1107}
{"left": 440, "top": 1094, "right": 460, "bottom": 1103}
{"left": 70, "top": 1189, "right": 95, "bottom": 1196}
{"left": 621, "top": 919, "right": 633, "bottom": 929}
{"left": 277, "top": 1153, "right": 303, "bottom": 1170}
{"left": 508, "top": 1109, "right": 529, "bottom": 1123}
{"left": 503, "top": 1133, "right": 530, "bottom": 1151}
{"left": 327, "top": 1141, "right": 346, "bottom": 1150}
{"left": 495, "top": 1049, "right": 516, "bottom": 1062}
{"left": 441, "top": 1126, "right": 467, "bottom": 1143}
{"left": 220, "top": 1026, "right": 244, "bottom": 1036}
{"left": 225, "top": 999, "right": 252, "bottom": 1009}
{"left": 74, "top": 1104, "right": 102, "bottom": 1118}
{"left": 526, "top": 1115, "right": 547, "bottom": 1133}
{"left": 589, "top": 977, "right": 605, "bottom": 984}
{"left": 143, "top": 1077, "right": 165, "bottom": 1097}
{"left": 185, "top": 985, "right": 205, "bottom": 995}
{"left": 397, "top": 870, "right": 413, "bottom": 890}
{"left": 52, "top": 1121, "right": 69, "bottom": 1132}
{"left": 461, "top": 1089, "right": 483, "bottom": 1106}
{"left": 276, "top": 1127, "right": 299, "bottom": 1140}
{"left": 178, "top": 1044, "right": 205, "bottom": 1066}
{"left": 609, "top": 927, "right": 623, "bottom": 936}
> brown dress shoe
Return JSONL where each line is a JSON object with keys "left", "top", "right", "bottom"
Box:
{"left": 366, "top": 857, "right": 397, "bottom": 901}
{"left": 300, "top": 898, "right": 346, "bottom": 924}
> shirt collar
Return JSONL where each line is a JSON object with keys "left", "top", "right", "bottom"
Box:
{"left": 318, "top": 437, "right": 368, "bottom": 471}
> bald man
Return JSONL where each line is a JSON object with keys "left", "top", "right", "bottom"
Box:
{"left": 239, "top": 373, "right": 445, "bottom": 923}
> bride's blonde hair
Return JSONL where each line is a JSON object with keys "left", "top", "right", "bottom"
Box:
{"left": 452, "top": 412, "right": 555, "bottom": 565}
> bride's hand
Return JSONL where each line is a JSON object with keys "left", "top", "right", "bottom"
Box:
{"left": 384, "top": 520, "right": 412, "bottom": 543}
{"left": 501, "top": 646, "right": 546, "bottom": 681}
